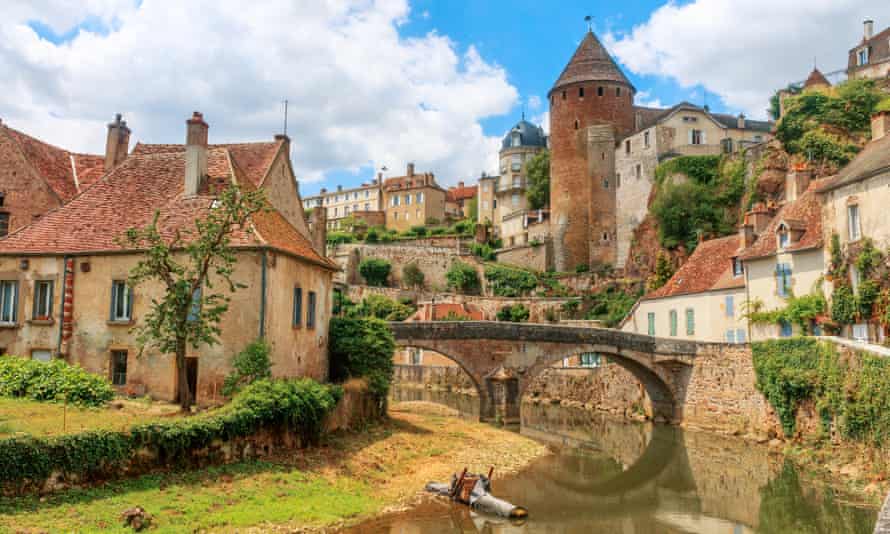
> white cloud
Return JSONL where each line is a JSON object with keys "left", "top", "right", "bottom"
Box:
{"left": 527, "top": 95, "right": 541, "bottom": 111}
{"left": 532, "top": 111, "right": 550, "bottom": 136}
{"left": 605, "top": 0, "right": 890, "bottom": 119}
{"left": 635, "top": 90, "right": 663, "bottom": 110}
{"left": 0, "top": 0, "right": 517, "bottom": 186}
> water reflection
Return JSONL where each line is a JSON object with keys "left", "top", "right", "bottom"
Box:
{"left": 350, "top": 387, "right": 877, "bottom": 533}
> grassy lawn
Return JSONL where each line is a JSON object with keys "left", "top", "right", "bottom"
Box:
{"left": 0, "top": 397, "right": 180, "bottom": 438}
{"left": 0, "top": 401, "right": 549, "bottom": 533}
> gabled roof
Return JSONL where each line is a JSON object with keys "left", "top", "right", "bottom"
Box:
{"left": 132, "top": 140, "right": 282, "bottom": 188}
{"left": 644, "top": 235, "right": 744, "bottom": 300}
{"left": 551, "top": 31, "right": 635, "bottom": 94}
{"left": 0, "top": 144, "right": 336, "bottom": 270}
{"left": 817, "top": 130, "right": 890, "bottom": 193}
{"left": 738, "top": 186, "right": 823, "bottom": 261}
{"left": 626, "top": 102, "right": 773, "bottom": 139}
{"left": 1, "top": 124, "right": 105, "bottom": 201}
{"left": 446, "top": 184, "right": 477, "bottom": 203}
{"left": 849, "top": 25, "right": 890, "bottom": 71}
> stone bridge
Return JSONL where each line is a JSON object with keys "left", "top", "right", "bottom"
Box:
{"left": 389, "top": 321, "right": 716, "bottom": 424}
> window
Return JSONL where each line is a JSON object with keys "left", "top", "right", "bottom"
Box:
{"left": 733, "top": 257, "right": 744, "bottom": 277}
{"left": 851, "top": 265, "right": 861, "bottom": 295}
{"left": 32, "top": 280, "right": 53, "bottom": 320}
{"left": 409, "top": 348, "right": 422, "bottom": 365}
{"left": 616, "top": 173, "right": 621, "bottom": 188}
{"left": 561, "top": 90, "right": 566, "bottom": 100}
{"left": 574, "top": 119, "right": 580, "bottom": 130}
{"left": 404, "top": 194, "right": 412, "bottom": 205}
{"left": 635, "top": 164, "right": 641, "bottom": 179}
{"left": 353, "top": 204, "right": 359, "bottom": 212}
{"left": 482, "top": 183, "right": 489, "bottom": 192}
{"left": 669, "top": 310, "right": 678, "bottom": 336}
{"left": 647, "top": 312, "right": 656, "bottom": 336}
{"left": 417, "top": 192, "right": 424, "bottom": 203}
{"left": 690, "top": 129, "right": 704, "bottom": 145}
{"left": 616, "top": 87, "right": 621, "bottom": 97}
{"left": 724, "top": 295, "right": 735, "bottom": 317}
{"left": 187, "top": 287, "right": 202, "bottom": 322}
{"left": 779, "top": 320, "right": 793, "bottom": 338}
{"left": 726, "top": 329, "right": 736, "bottom": 343}
{"left": 736, "top": 329, "right": 747, "bottom": 344}
{"left": 364, "top": 203, "right": 370, "bottom": 211}
{"left": 406, "top": 211, "right": 411, "bottom": 220}
{"left": 31, "top": 349, "right": 51, "bottom": 362}
{"left": 512, "top": 132, "right": 521, "bottom": 147}
{"left": 602, "top": 178, "right": 609, "bottom": 189}
{"left": 482, "top": 200, "right": 488, "bottom": 210}
{"left": 512, "top": 193, "right": 520, "bottom": 206}
{"left": 307, "top": 291, "right": 317, "bottom": 328}
{"left": 579, "top": 353, "right": 601, "bottom": 368}
{"left": 109, "top": 280, "right": 132, "bottom": 322}
{"left": 578, "top": 87, "right": 584, "bottom": 98}
{"left": 293, "top": 287, "right": 303, "bottom": 327}
{"left": 625, "top": 140, "right": 631, "bottom": 154}
{"left": 512, "top": 176, "right": 521, "bottom": 188}
{"left": 853, "top": 323, "right": 869, "bottom": 342}
{"left": 776, "top": 263, "right": 792, "bottom": 298}
{"left": 391, "top": 196, "right": 399, "bottom": 207}
{"left": 344, "top": 206, "right": 350, "bottom": 215}
{"left": 644, "top": 131, "right": 650, "bottom": 148}
{"left": 686, "top": 309, "right": 695, "bottom": 336}
{"left": 416, "top": 209, "right": 421, "bottom": 219}
{"left": 492, "top": 199, "right": 497, "bottom": 209}
{"left": 393, "top": 212, "right": 399, "bottom": 221}
{"left": 333, "top": 207, "right": 338, "bottom": 216}
{"left": 365, "top": 190, "right": 370, "bottom": 199}
{"left": 597, "top": 86, "right": 604, "bottom": 97}
{"left": 858, "top": 48, "right": 870, "bottom": 66}
{"left": 848, "top": 205, "right": 861, "bottom": 241}
{"left": 0, "top": 213, "right": 8, "bottom": 237}
{"left": 111, "top": 350, "right": 127, "bottom": 385}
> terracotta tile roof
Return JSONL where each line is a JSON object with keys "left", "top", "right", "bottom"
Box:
{"left": 551, "top": 31, "right": 635, "bottom": 93}
{"left": 849, "top": 25, "right": 890, "bottom": 72}
{"left": 2, "top": 125, "right": 105, "bottom": 201}
{"left": 132, "top": 140, "right": 282, "bottom": 187}
{"left": 738, "top": 187, "right": 823, "bottom": 261}
{"left": 0, "top": 146, "right": 336, "bottom": 270}
{"left": 816, "top": 132, "right": 890, "bottom": 193}
{"left": 407, "top": 302, "right": 484, "bottom": 321}
{"left": 446, "top": 184, "right": 477, "bottom": 203}
{"left": 644, "top": 235, "right": 743, "bottom": 300}
{"left": 804, "top": 68, "right": 831, "bottom": 88}
{"left": 383, "top": 173, "right": 443, "bottom": 192}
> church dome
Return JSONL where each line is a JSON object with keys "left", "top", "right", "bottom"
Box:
{"left": 501, "top": 119, "right": 547, "bottom": 151}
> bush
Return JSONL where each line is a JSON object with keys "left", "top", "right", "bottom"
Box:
{"left": 584, "top": 283, "right": 642, "bottom": 327}
{"left": 0, "top": 358, "right": 114, "bottom": 407}
{"left": 485, "top": 265, "right": 538, "bottom": 297}
{"left": 364, "top": 227, "right": 380, "bottom": 243}
{"left": 329, "top": 317, "right": 395, "bottom": 398}
{"left": 831, "top": 285, "right": 857, "bottom": 324}
{"left": 326, "top": 231, "right": 354, "bottom": 246}
{"left": 470, "top": 243, "right": 496, "bottom": 261}
{"left": 353, "top": 294, "right": 415, "bottom": 321}
{"left": 402, "top": 263, "right": 425, "bottom": 288}
{"left": 446, "top": 261, "right": 480, "bottom": 294}
{"left": 359, "top": 258, "right": 392, "bottom": 286}
{"left": 407, "top": 225, "right": 429, "bottom": 237}
{"left": 449, "top": 219, "right": 476, "bottom": 236}
{"left": 0, "top": 378, "right": 342, "bottom": 485}
{"left": 222, "top": 339, "right": 272, "bottom": 397}
{"left": 496, "top": 304, "right": 530, "bottom": 323}
{"left": 575, "top": 263, "right": 589, "bottom": 273}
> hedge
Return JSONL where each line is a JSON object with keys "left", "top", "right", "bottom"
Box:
{"left": 0, "top": 379, "right": 342, "bottom": 486}
{"left": 0, "top": 357, "right": 115, "bottom": 407}
{"left": 329, "top": 317, "right": 395, "bottom": 399}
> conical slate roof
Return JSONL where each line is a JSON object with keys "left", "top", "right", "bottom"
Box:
{"left": 804, "top": 68, "right": 830, "bottom": 89}
{"left": 551, "top": 31, "right": 635, "bottom": 94}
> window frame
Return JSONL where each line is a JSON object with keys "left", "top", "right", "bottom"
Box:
{"left": 307, "top": 291, "right": 317, "bottom": 329}
{"left": 0, "top": 280, "right": 16, "bottom": 325}
{"left": 111, "top": 350, "right": 128, "bottom": 386}
{"left": 0, "top": 212, "right": 9, "bottom": 237}
{"left": 293, "top": 286, "right": 303, "bottom": 328}
{"left": 32, "top": 280, "right": 53, "bottom": 321}
{"left": 725, "top": 295, "right": 734, "bottom": 317}
{"left": 669, "top": 309, "right": 678, "bottom": 337}
{"left": 109, "top": 280, "right": 133, "bottom": 322}
{"left": 685, "top": 308, "right": 695, "bottom": 336}
{"left": 647, "top": 312, "right": 656, "bottom": 336}
{"left": 847, "top": 204, "right": 861, "bottom": 241}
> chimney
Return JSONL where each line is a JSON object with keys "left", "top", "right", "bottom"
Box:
{"left": 737, "top": 113, "right": 746, "bottom": 129}
{"left": 184, "top": 112, "right": 208, "bottom": 196}
{"left": 308, "top": 206, "right": 328, "bottom": 256}
{"left": 274, "top": 133, "right": 290, "bottom": 156}
{"left": 865, "top": 19, "right": 875, "bottom": 40}
{"left": 407, "top": 162, "right": 415, "bottom": 177}
{"left": 104, "top": 113, "right": 131, "bottom": 171}
{"left": 871, "top": 111, "right": 890, "bottom": 141}
{"left": 745, "top": 203, "right": 772, "bottom": 235}
{"left": 377, "top": 172, "right": 382, "bottom": 183}
{"left": 786, "top": 168, "right": 813, "bottom": 201}
{"left": 458, "top": 181, "right": 464, "bottom": 188}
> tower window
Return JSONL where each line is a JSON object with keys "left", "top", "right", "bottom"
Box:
{"left": 574, "top": 119, "right": 579, "bottom": 130}
{"left": 616, "top": 87, "right": 622, "bottom": 97}
{"left": 625, "top": 140, "right": 631, "bottom": 154}
{"left": 562, "top": 90, "right": 566, "bottom": 100}
{"left": 603, "top": 178, "right": 609, "bottom": 189}
{"left": 597, "top": 87, "right": 604, "bottom": 97}
{"left": 579, "top": 87, "right": 584, "bottom": 97}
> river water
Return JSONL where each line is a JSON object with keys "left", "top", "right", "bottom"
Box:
{"left": 346, "top": 386, "right": 879, "bottom": 533}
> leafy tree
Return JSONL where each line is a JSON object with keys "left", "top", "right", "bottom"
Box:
{"left": 497, "top": 304, "right": 530, "bottom": 322}
{"left": 466, "top": 196, "right": 478, "bottom": 220}
{"left": 402, "top": 262, "right": 425, "bottom": 288}
{"left": 329, "top": 317, "right": 396, "bottom": 399}
{"left": 326, "top": 231, "right": 355, "bottom": 245}
{"left": 353, "top": 294, "right": 415, "bottom": 321}
{"left": 446, "top": 261, "right": 481, "bottom": 294}
{"left": 647, "top": 252, "right": 674, "bottom": 291}
{"left": 526, "top": 149, "right": 550, "bottom": 210}
{"left": 122, "top": 185, "right": 267, "bottom": 411}
{"left": 222, "top": 338, "right": 272, "bottom": 396}
{"left": 359, "top": 258, "right": 392, "bottom": 286}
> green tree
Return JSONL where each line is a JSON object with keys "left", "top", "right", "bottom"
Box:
{"left": 122, "top": 185, "right": 267, "bottom": 411}
{"left": 647, "top": 252, "right": 674, "bottom": 291}
{"left": 359, "top": 258, "right": 392, "bottom": 286}
{"left": 496, "top": 304, "right": 530, "bottom": 322}
{"left": 466, "top": 196, "right": 478, "bottom": 220}
{"left": 329, "top": 317, "right": 396, "bottom": 399}
{"left": 222, "top": 338, "right": 272, "bottom": 396}
{"left": 446, "top": 261, "right": 481, "bottom": 294}
{"left": 402, "top": 262, "right": 425, "bottom": 288}
{"left": 526, "top": 149, "right": 550, "bottom": 210}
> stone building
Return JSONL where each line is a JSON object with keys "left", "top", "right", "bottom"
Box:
{"left": 615, "top": 102, "right": 773, "bottom": 266}
{"left": 622, "top": 235, "right": 748, "bottom": 343}
{"left": 445, "top": 181, "right": 477, "bottom": 220}
{"left": 549, "top": 29, "right": 635, "bottom": 272}
{"left": 817, "top": 111, "right": 890, "bottom": 342}
{"left": 0, "top": 117, "right": 109, "bottom": 237}
{"left": 301, "top": 177, "right": 384, "bottom": 231}
{"left": 0, "top": 112, "right": 338, "bottom": 404}
{"left": 848, "top": 19, "right": 890, "bottom": 80}
{"left": 382, "top": 163, "right": 446, "bottom": 232}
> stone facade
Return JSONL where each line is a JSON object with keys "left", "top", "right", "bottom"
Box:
{"left": 494, "top": 241, "right": 552, "bottom": 272}
{"left": 383, "top": 164, "right": 447, "bottom": 232}
{"left": 330, "top": 242, "right": 482, "bottom": 290}
{"left": 302, "top": 179, "right": 384, "bottom": 231}
{"left": 523, "top": 363, "right": 651, "bottom": 418}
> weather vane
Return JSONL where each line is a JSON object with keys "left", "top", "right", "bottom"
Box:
{"left": 585, "top": 15, "right": 593, "bottom": 32}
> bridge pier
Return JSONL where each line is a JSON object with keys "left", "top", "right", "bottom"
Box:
{"left": 480, "top": 369, "right": 521, "bottom": 425}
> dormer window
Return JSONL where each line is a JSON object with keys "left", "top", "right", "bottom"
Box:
{"left": 858, "top": 47, "right": 870, "bottom": 66}
{"left": 511, "top": 131, "right": 521, "bottom": 147}
{"left": 733, "top": 257, "right": 744, "bottom": 277}
{"left": 777, "top": 224, "right": 790, "bottom": 249}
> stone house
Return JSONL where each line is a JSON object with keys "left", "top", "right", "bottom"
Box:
{"left": 382, "top": 164, "right": 446, "bottom": 232}
{"left": 615, "top": 102, "right": 773, "bottom": 267}
{"left": 445, "top": 181, "right": 477, "bottom": 220}
{"left": 0, "top": 117, "right": 110, "bottom": 237}
{"left": 817, "top": 111, "right": 890, "bottom": 342}
{"left": 848, "top": 19, "right": 890, "bottom": 80}
{"left": 622, "top": 235, "right": 748, "bottom": 343}
{"left": 0, "top": 112, "right": 337, "bottom": 404}
{"left": 301, "top": 177, "right": 384, "bottom": 231}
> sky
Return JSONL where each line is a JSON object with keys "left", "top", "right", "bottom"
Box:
{"left": 2, "top": 0, "right": 889, "bottom": 196}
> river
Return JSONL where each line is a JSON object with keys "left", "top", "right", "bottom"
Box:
{"left": 346, "top": 386, "right": 879, "bottom": 533}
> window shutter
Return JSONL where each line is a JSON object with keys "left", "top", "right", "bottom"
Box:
{"left": 32, "top": 282, "right": 38, "bottom": 320}
{"left": 127, "top": 286, "right": 134, "bottom": 319}
{"left": 688, "top": 129, "right": 693, "bottom": 144}
{"left": 12, "top": 282, "right": 18, "bottom": 323}
{"left": 701, "top": 130, "right": 707, "bottom": 144}
{"left": 110, "top": 282, "right": 117, "bottom": 320}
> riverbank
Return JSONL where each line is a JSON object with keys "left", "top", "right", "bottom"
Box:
{"left": 0, "top": 401, "right": 549, "bottom": 533}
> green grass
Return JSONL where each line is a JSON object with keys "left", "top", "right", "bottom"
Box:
{"left": 0, "top": 461, "right": 376, "bottom": 533}
{"left": 0, "top": 397, "right": 178, "bottom": 438}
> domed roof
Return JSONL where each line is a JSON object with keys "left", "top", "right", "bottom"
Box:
{"left": 501, "top": 119, "right": 547, "bottom": 151}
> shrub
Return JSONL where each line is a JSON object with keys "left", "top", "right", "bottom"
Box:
{"left": 222, "top": 339, "right": 272, "bottom": 397}
{"left": 575, "top": 263, "right": 589, "bottom": 273}
{"left": 831, "top": 285, "right": 857, "bottom": 324}
{"left": 446, "top": 261, "right": 480, "bottom": 294}
{"left": 402, "top": 263, "right": 425, "bottom": 288}
{"left": 329, "top": 317, "right": 395, "bottom": 398}
{"left": 364, "top": 227, "right": 380, "bottom": 243}
{"left": 408, "top": 225, "right": 429, "bottom": 237}
{"left": 326, "top": 231, "right": 354, "bottom": 246}
{"left": 496, "top": 304, "right": 530, "bottom": 323}
{"left": 470, "top": 243, "right": 496, "bottom": 261}
{"left": 0, "top": 358, "right": 114, "bottom": 407}
{"left": 449, "top": 219, "right": 475, "bottom": 236}
{"left": 584, "top": 283, "right": 642, "bottom": 327}
{"left": 0, "top": 378, "right": 341, "bottom": 485}
{"left": 485, "top": 264, "right": 538, "bottom": 297}
{"left": 359, "top": 258, "right": 392, "bottom": 286}
{"left": 354, "top": 294, "right": 415, "bottom": 321}
{"left": 752, "top": 338, "right": 823, "bottom": 437}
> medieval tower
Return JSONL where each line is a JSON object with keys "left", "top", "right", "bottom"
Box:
{"left": 549, "top": 30, "right": 636, "bottom": 271}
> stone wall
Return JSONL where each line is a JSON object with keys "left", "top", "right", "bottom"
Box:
{"left": 495, "top": 241, "right": 552, "bottom": 272}
{"left": 393, "top": 364, "right": 476, "bottom": 394}
{"left": 330, "top": 242, "right": 482, "bottom": 290}
{"left": 523, "top": 362, "right": 652, "bottom": 418}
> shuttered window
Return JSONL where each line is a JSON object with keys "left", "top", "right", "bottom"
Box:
{"left": 307, "top": 291, "right": 317, "bottom": 329}
{"left": 669, "top": 310, "right": 678, "bottom": 337}
{"left": 0, "top": 281, "right": 18, "bottom": 324}
{"left": 725, "top": 295, "right": 734, "bottom": 317}
{"left": 293, "top": 287, "right": 303, "bottom": 327}
{"left": 776, "top": 263, "right": 792, "bottom": 298}
{"left": 685, "top": 308, "right": 695, "bottom": 336}
{"left": 647, "top": 312, "right": 655, "bottom": 336}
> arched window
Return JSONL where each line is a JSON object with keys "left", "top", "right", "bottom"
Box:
{"left": 579, "top": 87, "right": 585, "bottom": 97}
{"left": 574, "top": 119, "right": 580, "bottom": 130}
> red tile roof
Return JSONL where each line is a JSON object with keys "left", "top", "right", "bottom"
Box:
{"left": 644, "top": 235, "right": 744, "bottom": 300}
{"left": 132, "top": 140, "right": 282, "bottom": 187}
{"left": 738, "top": 186, "right": 823, "bottom": 261}
{"left": 407, "top": 302, "right": 484, "bottom": 321}
{"left": 0, "top": 144, "right": 336, "bottom": 270}
{"left": 2, "top": 125, "right": 105, "bottom": 201}
{"left": 446, "top": 184, "right": 477, "bottom": 203}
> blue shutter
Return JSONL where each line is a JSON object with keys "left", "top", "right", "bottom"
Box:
{"left": 127, "top": 286, "right": 134, "bottom": 320}
{"left": 725, "top": 295, "right": 734, "bottom": 317}
{"left": 293, "top": 287, "right": 302, "bottom": 327}
{"left": 109, "top": 281, "right": 117, "bottom": 320}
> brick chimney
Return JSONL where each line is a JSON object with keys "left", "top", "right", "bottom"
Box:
{"left": 308, "top": 206, "right": 328, "bottom": 256}
{"left": 740, "top": 223, "right": 756, "bottom": 248}
{"left": 786, "top": 168, "right": 813, "bottom": 201}
{"left": 104, "top": 113, "right": 130, "bottom": 171}
{"left": 185, "top": 112, "right": 208, "bottom": 196}
{"left": 737, "top": 113, "right": 746, "bottom": 129}
{"left": 407, "top": 162, "right": 415, "bottom": 177}
{"left": 745, "top": 203, "right": 772, "bottom": 234}
{"left": 872, "top": 111, "right": 890, "bottom": 141}
{"left": 865, "top": 19, "right": 875, "bottom": 40}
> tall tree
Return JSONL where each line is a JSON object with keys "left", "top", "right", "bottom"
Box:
{"left": 122, "top": 185, "right": 267, "bottom": 411}
{"left": 525, "top": 149, "right": 550, "bottom": 210}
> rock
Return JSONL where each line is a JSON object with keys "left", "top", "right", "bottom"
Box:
{"left": 840, "top": 464, "right": 861, "bottom": 478}
{"left": 121, "top": 506, "right": 152, "bottom": 531}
